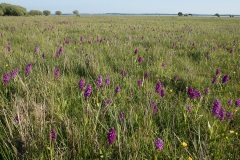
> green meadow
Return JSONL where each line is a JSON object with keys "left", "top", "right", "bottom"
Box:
{"left": 0, "top": 16, "right": 240, "bottom": 159}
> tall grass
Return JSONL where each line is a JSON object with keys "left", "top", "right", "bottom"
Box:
{"left": 0, "top": 16, "right": 239, "bottom": 159}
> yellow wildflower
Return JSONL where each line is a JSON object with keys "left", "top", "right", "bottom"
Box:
{"left": 188, "top": 157, "right": 193, "bottom": 160}
{"left": 230, "top": 130, "right": 234, "bottom": 134}
{"left": 6, "top": 64, "right": 8, "bottom": 67}
{"left": 170, "top": 89, "right": 173, "bottom": 93}
{"left": 182, "top": 142, "right": 187, "bottom": 147}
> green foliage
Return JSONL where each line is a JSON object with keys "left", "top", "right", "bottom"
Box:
{"left": 73, "top": 10, "right": 80, "bottom": 16}
{"left": 43, "top": 10, "right": 51, "bottom": 16}
{"left": 0, "top": 3, "right": 27, "bottom": 16}
{"left": 215, "top": 13, "right": 220, "bottom": 17}
{"left": 178, "top": 12, "right": 183, "bottom": 16}
{"left": 28, "top": 10, "right": 43, "bottom": 16}
{"left": 55, "top": 11, "right": 61, "bottom": 16}
{"left": 0, "top": 16, "right": 239, "bottom": 159}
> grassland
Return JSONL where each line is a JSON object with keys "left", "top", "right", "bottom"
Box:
{"left": 0, "top": 16, "right": 240, "bottom": 159}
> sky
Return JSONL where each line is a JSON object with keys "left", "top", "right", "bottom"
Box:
{"left": 1, "top": 0, "right": 240, "bottom": 14}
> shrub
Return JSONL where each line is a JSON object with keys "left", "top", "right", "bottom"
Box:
{"left": 55, "top": 11, "right": 62, "bottom": 16}
{"left": 28, "top": 10, "right": 43, "bottom": 16}
{"left": 178, "top": 12, "right": 183, "bottom": 16}
{"left": 43, "top": 10, "right": 51, "bottom": 16}
{"left": 73, "top": 10, "right": 80, "bottom": 16}
{"left": 0, "top": 3, "right": 27, "bottom": 16}
{"left": 215, "top": 13, "right": 220, "bottom": 17}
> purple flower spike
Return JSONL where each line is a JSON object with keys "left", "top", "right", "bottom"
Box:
{"left": 160, "top": 89, "right": 165, "bottom": 97}
{"left": 195, "top": 90, "right": 202, "bottom": 99}
{"left": 84, "top": 84, "right": 92, "bottom": 100}
{"left": 104, "top": 99, "right": 111, "bottom": 106}
{"left": 144, "top": 72, "right": 149, "bottom": 79}
{"left": 235, "top": 99, "right": 240, "bottom": 107}
{"left": 78, "top": 79, "right": 85, "bottom": 90}
{"left": 49, "top": 129, "right": 57, "bottom": 142}
{"left": 222, "top": 75, "right": 229, "bottom": 84}
{"left": 3, "top": 72, "right": 11, "bottom": 84}
{"left": 155, "top": 138, "right": 164, "bottom": 151}
{"left": 187, "top": 87, "right": 195, "bottom": 100}
{"left": 187, "top": 105, "right": 192, "bottom": 112}
{"left": 152, "top": 101, "right": 158, "bottom": 115}
{"left": 138, "top": 56, "right": 143, "bottom": 63}
{"left": 212, "top": 99, "right": 221, "bottom": 117}
{"left": 219, "top": 108, "right": 226, "bottom": 121}
{"left": 119, "top": 112, "right": 124, "bottom": 121}
{"left": 205, "top": 88, "right": 210, "bottom": 95}
{"left": 155, "top": 81, "right": 162, "bottom": 94}
{"left": 108, "top": 127, "right": 116, "bottom": 144}
{"left": 138, "top": 79, "right": 143, "bottom": 87}
{"left": 212, "top": 77, "right": 218, "bottom": 84}
{"left": 105, "top": 78, "right": 110, "bottom": 86}
{"left": 11, "top": 68, "right": 19, "bottom": 79}
{"left": 96, "top": 76, "right": 103, "bottom": 87}
{"left": 54, "top": 67, "right": 60, "bottom": 78}
{"left": 25, "top": 63, "right": 32, "bottom": 76}
{"left": 162, "top": 62, "right": 166, "bottom": 67}
{"left": 227, "top": 112, "right": 233, "bottom": 119}
{"left": 134, "top": 48, "right": 138, "bottom": 54}
{"left": 115, "top": 86, "right": 120, "bottom": 93}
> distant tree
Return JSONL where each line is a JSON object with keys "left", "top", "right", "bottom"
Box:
{"left": 215, "top": 13, "right": 220, "bottom": 17}
{"left": 229, "top": 15, "right": 234, "bottom": 17}
{"left": 43, "top": 10, "right": 51, "bottom": 16}
{"left": 178, "top": 12, "right": 183, "bottom": 16}
{"left": 0, "top": 3, "right": 27, "bottom": 16}
{"left": 28, "top": 10, "right": 43, "bottom": 16}
{"left": 55, "top": 11, "right": 62, "bottom": 16}
{"left": 73, "top": 10, "right": 80, "bottom": 16}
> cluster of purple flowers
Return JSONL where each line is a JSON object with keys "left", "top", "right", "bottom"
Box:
{"left": 212, "top": 99, "right": 232, "bottom": 121}
{"left": 138, "top": 56, "right": 143, "bottom": 63}
{"left": 3, "top": 72, "right": 11, "bottom": 84}
{"left": 96, "top": 76, "right": 103, "bottom": 87}
{"left": 115, "top": 86, "right": 121, "bottom": 93}
{"left": 235, "top": 99, "right": 240, "bottom": 107}
{"left": 187, "top": 87, "right": 202, "bottom": 100}
{"left": 78, "top": 79, "right": 85, "bottom": 90}
{"left": 49, "top": 129, "right": 57, "bottom": 142}
{"left": 3, "top": 68, "right": 19, "bottom": 84}
{"left": 84, "top": 84, "right": 92, "bottom": 100}
{"left": 155, "top": 81, "right": 165, "bottom": 97}
{"left": 108, "top": 127, "right": 116, "bottom": 144}
{"left": 56, "top": 47, "right": 63, "bottom": 57}
{"left": 155, "top": 138, "right": 164, "bottom": 151}
{"left": 222, "top": 75, "right": 229, "bottom": 84}
{"left": 54, "top": 67, "right": 60, "bottom": 78}
{"left": 137, "top": 79, "right": 143, "bottom": 87}
{"left": 25, "top": 63, "right": 32, "bottom": 76}
{"left": 7, "top": 39, "right": 11, "bottom": 52}
{"left": 144, "top": 72, "right": 149, "bottom": 79}
{"left": 134, "top": 48, "right": 138, "bottom": 54}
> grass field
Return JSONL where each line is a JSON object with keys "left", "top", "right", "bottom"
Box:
{"left": 0, "top": 16, "right": 240, "bottom": 159}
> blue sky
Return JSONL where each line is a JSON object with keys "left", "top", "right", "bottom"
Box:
{"left": 1, "top": 0, "right": 239, "bottom": 14}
